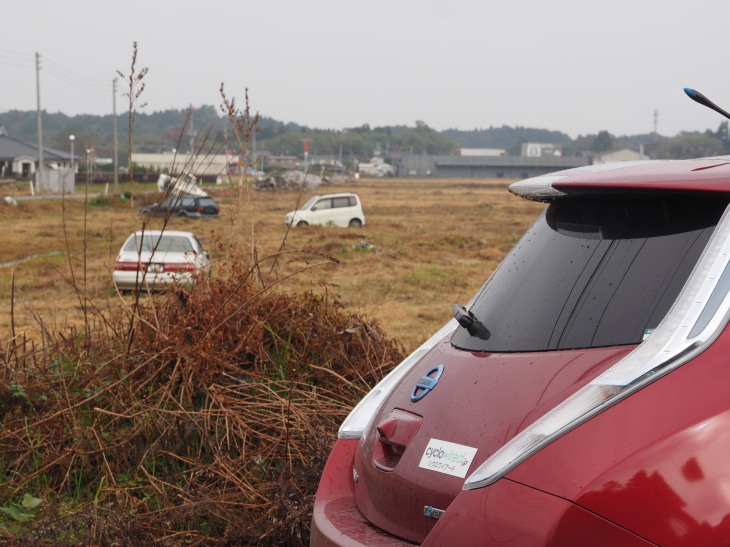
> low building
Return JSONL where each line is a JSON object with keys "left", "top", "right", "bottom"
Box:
{"left": 309, "top": 155, "right": 344, "bottom": 172}
{"left": 0, "top": 127, "right": 75, "bottom": 192}
{"left": 358, "top": 157, "right": 394, "bottom": 177}
{"left": 460, "top": 148, "right": 506, "bottom": 157}
{"left": 264, "top": 155, "right": 301, "bottom": 169}
{"left": 392, "top": 153, "right": 589, "bottom": 179}
{"left": 521, "top": 142, "right": 562, "bottom": 157}
{"left": 132, "top": 152, "right": 230, "bottom": 177}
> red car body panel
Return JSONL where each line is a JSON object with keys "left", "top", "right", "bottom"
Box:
{"left": 311, "top": 440, "right": 414, "bottom": 547}
{"left": 351, "top": 339, "right": 632, "bottom": 543}
{"left": 423, "top": 479, "right": 653, "bottom": 546}
{"left": 313, "top": 442, "right": 654, "bottom": 547}
{"left": 312, "top": 157, "right": 730, "bottom": 546}
{"left": 505, "top": 324, "right": 730, "bottom": 545}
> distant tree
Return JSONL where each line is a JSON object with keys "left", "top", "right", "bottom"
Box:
{"left": 392, "top": 121, "right": 459, "bottom": 155}
{"left": 650, "top": 133, "right": 724, "bottom": 159}
{"left": 508, "top": 137, "right": 527, "bottom": 156}
{"left": 443, "top": 125, "right": 571, "bottom": 151}
{"left": 52, "top": 129, "right": 94, "bottom": 153}
{"left": 715, "top": 121, "right": 729, "bottom": 150}
{"left": 347, "top": 123, "right": 371, "bottom": 134}
{"left": 12, "top": 108, "right": 730, "bottom": 164}
{"left": 591, "top": 130, "right": 614, "bottom": 152}
{"left": 561, "top": 134, "right": 594, "bottom": 156}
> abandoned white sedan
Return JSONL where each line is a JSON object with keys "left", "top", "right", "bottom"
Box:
{"left": 113, "top": 230, "right": 211, "bottom": 292}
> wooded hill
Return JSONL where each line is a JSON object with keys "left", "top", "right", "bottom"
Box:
{"left": 0, "top": 107, "right": 728, "bottom": 165}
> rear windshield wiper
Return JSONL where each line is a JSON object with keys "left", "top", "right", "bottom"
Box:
{"left": 452, "top": 304, "right": 490, "bottom": 340}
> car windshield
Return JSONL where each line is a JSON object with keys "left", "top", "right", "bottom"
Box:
{"left": 301, "top": 196, "right": 318, "bottom": 210}
{"left": 452, "top": 195, "right": 729, "bottom": 352}
{"left": 123, "top": 234, "right": 195, "bottom": 253}
{"left": 199, "top": 198, "right": 217, "bottom": 207}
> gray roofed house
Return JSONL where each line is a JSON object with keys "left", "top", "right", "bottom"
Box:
{"left": 0, "top": 126, "right": 75, "bottom": 192}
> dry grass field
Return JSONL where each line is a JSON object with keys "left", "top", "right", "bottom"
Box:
{"left": 0, "top": 177, "right": 544, "bottom": 352}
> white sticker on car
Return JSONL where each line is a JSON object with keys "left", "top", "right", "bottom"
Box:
{"left": 418, "top": 439, "right": 478, "bottom": 478}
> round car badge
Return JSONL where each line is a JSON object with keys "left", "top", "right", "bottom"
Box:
{"left": 411, "top": 365, "right": 444, "bottom": 402}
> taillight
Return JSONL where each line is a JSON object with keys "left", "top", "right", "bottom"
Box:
{"left": 115, "top": 261, "right": 140, "bottom": 271}
{"left": 196, "top": 207, "right": 203, "bottom": 213}
{"left": 165, "top": 263, "right": 196, "bottom": 273}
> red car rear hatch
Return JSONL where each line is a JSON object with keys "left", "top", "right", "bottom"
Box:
{"left": 353, "top": 337, "right": 633, "bottom": 543}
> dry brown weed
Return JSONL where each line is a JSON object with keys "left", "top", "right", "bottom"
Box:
{"left": 0, "top": 263, "right": 403, "bottom": 545}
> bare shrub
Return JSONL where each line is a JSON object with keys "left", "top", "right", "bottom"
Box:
{"left": 0, "top": 260, "right": 403, "bottom": 545}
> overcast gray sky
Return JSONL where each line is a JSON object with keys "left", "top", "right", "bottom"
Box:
{"left": 2, "top": 0, "right": 729, "bottom": 138}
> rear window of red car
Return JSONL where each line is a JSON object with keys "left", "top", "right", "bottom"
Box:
{"left": 452, "top": 195, "right": 729, "bottom": 352}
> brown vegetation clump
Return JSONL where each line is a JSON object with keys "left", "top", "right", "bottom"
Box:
{"left": 0, "top": 261, "right": 404, "bottom": 545}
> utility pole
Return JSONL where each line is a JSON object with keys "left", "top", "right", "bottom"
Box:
{"left": 187, "top": 105, "right": 197, "bottom": 175}
{"left": 86, "top": 147, "right": 95, "bottom": 187}
{"left": 187, "top": 106, "right": 196, "bottom": 154}
{"left": 35, "top": 52, "right": 44, "bottom": 193}
{"left": 252, "top": 131, "right": 257, "bottom": 171}
{"left": 113, "top": 78, "right": 119, "bottom": 191}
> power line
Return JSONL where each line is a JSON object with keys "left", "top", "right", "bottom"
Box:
{"left": 0, "top": 48, "right": 110, "bottom": 94}
{"left": 0, "top": 47, "right": 31, "bottom": 60}
{"left": 43, "top": 57, "right": 109, "bottom": 90}
{"left": 43, "top": 63, "right": 109, "bottom": 93}
{"left": 0, "top": 48, "right": 33, "bottom": 69}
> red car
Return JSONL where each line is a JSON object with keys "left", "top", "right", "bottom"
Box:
{"left": 311, "top": 156, "right": 730, "bottom": 545}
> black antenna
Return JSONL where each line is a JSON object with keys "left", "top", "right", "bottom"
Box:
{"left": 684, "top": 88, "right": 730, "bottom": 121}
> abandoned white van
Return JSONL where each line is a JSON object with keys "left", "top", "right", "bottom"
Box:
{"left": 284, "top": 192, "right": 366, "bottom": 227}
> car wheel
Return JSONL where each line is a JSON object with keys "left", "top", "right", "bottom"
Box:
{"left": 297, "top": 220, "right": 309, "bottom": 227}
{"left": 349, "top": 218, "right": 363, "bottom": 227}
